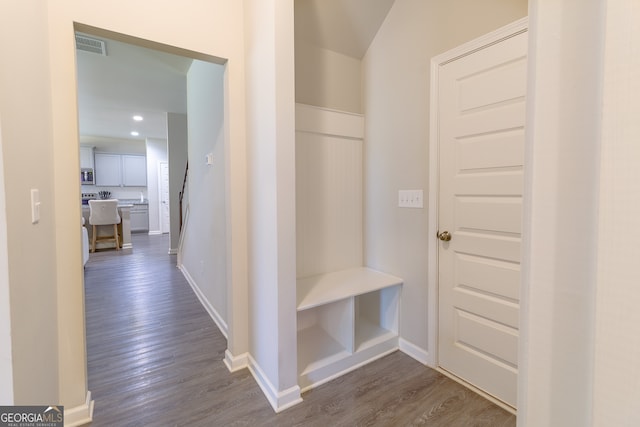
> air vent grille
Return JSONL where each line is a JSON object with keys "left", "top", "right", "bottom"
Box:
{"left": 75, "top": 34, "right": 107, "bottom": 55}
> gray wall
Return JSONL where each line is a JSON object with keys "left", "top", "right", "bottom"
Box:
{"left": 181, "top": 60, "right": 227, "bottom": 325}
{"left": 295, "top": 39, "right": 363, "bottom": 113}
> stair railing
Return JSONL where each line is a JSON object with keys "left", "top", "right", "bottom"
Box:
{"left": 178, "top": 161, "right": 188, "bottom": 232}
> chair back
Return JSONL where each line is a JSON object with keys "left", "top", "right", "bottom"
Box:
{"left": 89, "top": 199, "right": 121, "bottom": 226}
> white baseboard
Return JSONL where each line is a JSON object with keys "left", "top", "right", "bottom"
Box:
{"left": 399, "top": 338, "right": 432, "bottom": 366}
{"left": 248, "top": 355, "right": 302, "bottom": 413}
{"left": 148, "top": 230, "right": 162, "bottom": 236}
{"left": 168, "top": 248, "right": 178, "bottom": 255}
{"left": 178, "top": 264, "right": 228, "bottom": 338}
{"left": 121, "top": 243, "right": 133, "bottom": 249}
{"left": 300, "top": 346, "right": 397, "bottom": 393}
{"left": 64, "top": 391, "right": 94, "bottom": 427}
{"left": 224, "top": 349, "right": 249, "bottom": 373}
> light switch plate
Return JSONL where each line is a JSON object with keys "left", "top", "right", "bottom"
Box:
{"left": 31, "top": 189, "right": 40, "bottom": 224}
{"left": 398, "top": 189, "right": 423, "bottom": 208}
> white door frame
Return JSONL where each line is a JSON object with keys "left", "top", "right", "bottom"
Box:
{"left": 158, "top": 160, "right": 170, "bottom": 234}
{"left": 426, "top": 15, "right": 528, "bottom": 380}
{"left": 0, "top": 116, "right": 15, "bottom": 404}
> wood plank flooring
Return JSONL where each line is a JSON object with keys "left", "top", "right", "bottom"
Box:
{"left": 84, "top": 234, "right": 516, "bottom": 426}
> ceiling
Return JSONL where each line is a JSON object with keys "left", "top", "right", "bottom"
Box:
{"left": 295, "top": 0, "right": 396, "bottom": 59}
{"left": 76, "top": 35, "right": 192, "bottom": 142}
{"left": 76, "top": 0, "right": 395, "bottom": 142}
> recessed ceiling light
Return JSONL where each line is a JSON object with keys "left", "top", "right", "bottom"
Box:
{"left": 133, "top": 115, "right": 143, "bottom": 121}
{"left": 130, "top": 131, "right": 139, "bottom": 136}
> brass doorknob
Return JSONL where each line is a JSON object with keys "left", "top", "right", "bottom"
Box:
{"left": 437, "top": 230, "right": 452, "bottom": 242}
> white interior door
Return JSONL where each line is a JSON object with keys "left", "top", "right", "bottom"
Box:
{"left": 159, "top": 161, "right": 170, "bottom": 234}
{"left": 437, "top": 29, "right": 527, "bottom": 408}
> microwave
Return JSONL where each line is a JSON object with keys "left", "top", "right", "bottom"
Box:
{"left": 81, "top": 168, "right": 94, "bottom": 185}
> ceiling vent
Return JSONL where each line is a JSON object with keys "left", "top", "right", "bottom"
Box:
{"left": 75, "top": 34, "right": 107, "bottom": 56}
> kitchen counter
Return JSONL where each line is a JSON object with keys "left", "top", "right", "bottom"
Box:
{"left": 118, "top": 199, "right": 148, "bottom": 206}
{"left": 82, "top": 204, "right": 132, "bottom": 249}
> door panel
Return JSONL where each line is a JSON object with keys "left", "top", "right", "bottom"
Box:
{"left": 455, "top": 197, "right": 522, "bottom": 234}
{"left": 456, "top": 253, "right": 520, "bottom": 301}
{"left": 438, "top": 30, "right": 527, "bottom": 408}
{"left": 457, "top": 129, "right": 524, "bottom": 171}
{"left": 455, "top": 309, "right": 518, "bottom": 366}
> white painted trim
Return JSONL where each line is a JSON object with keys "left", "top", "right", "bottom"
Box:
{"left": 295, "top": 103, "right": 364, "bottom": 139}
{"left": 158, "top": 160, "right": 170, "bottom": 234}
{"left": 399, "top": 338, "right": 431, "bottom": 366}
{"left": 427, "top": 16, "right": 528, "bottom": 379}
{"left": 157, "top": 160, "right": 163, "bottom": 235}
{"left": 148, "top": 230, "right": 162, "bottom": 236}
{"left": 178, "top": 264, "right": 228, "bottom": 339}
{"left": 63, "top": 391, "right": 94, "bottom": 427}
{"left": 223, "top": 349, "right": 248, "bottom": 373}
{"left": 121, "top": 243, "right": 133, "bottom": 250}
{"left": 168, "top": 248, "right": 178, "bottom": 255}
{"left": 0, "top": 117, "right": 13, "bottom": 405}
{"left": 248, "top": 355, "right": 302, "bottom": 413}
{"left": 299, "top": 346, "right": 398, "bottom": 393}
{"left": 433, "top": 17, "right": 528, "bottom": 67}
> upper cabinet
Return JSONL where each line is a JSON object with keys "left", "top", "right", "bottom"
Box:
{"left": 95, "top": 153, "right": 147, "bottom": 187}
{"left": 122, "top": 155, "right": 147, "bottom": 186}
{"left": 94, "top": 153, "right": 121, "bottom": 186}
{"left": 79, "top": 146, "right": 94, "bottom": 169}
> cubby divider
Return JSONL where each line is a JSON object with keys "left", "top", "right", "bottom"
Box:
{"left": 296, "top": 267, "right": 402, "bottom": 391}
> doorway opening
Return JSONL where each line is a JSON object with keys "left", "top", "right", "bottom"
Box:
{"left": 74, "top": 22, "right": 232, "bottom": 412}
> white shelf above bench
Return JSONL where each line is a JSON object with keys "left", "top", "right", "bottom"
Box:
{"left": 297, "top": 267, "right": 403, "bottom": 311}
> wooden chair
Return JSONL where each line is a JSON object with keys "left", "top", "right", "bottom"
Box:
{"left": 89, "top": 199, "right": 121, "bottom": 252}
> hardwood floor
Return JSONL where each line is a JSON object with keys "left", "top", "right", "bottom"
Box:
{"left": 84, "top": 233, "right": 516, "bottom": 426}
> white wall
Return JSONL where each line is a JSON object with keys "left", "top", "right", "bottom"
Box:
{"left": 295, "top": 105, "right": 364, "bottom": 278}
{"left": 0, "top": 0, "right": 249, "bottom": 414}
{"left": 0, "top": 1, "right": 60, "bottom": 404}
{"left": 593, "top": 3, "right": 640, "bottom": 425}
{"left": 181, "top": 60, "right": 228, "bottom": 330}
{"left": 0, "top": 118, "right": 14, "bottom": 405}
{"left": 146, "top": 137, "right": 168, "bottom": 234}
{"left": 363, "top": 0, "right": 528, "bottom": 359}
{"left": 245, "top": 0, "right": 300, "bottom": 411}
{"left": 295, "top": 39, "right": 362, "bottom": 113}
{"left": 518, "top": 1, "right": 603, "bottom": 425}
{"left": 81, "top": 135, "right": 146, "bottom": 154}
{"left": 521, "top": 0, "right": 640, "bottom": 425}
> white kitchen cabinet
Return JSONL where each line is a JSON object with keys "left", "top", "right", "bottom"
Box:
{"left": 79, "top": 146, "right": 94, "bottom": 169}
{"left": 130, "top": 204, "right": 149, "bottom": 232}
{"left": 94, "top": 153, "right": 122, "bottom": 186}
{"left": 95, "top": 153, "right": 146, "bottom": 187}
{"left": 122, "top": 155, "right": 147, "bottom": 186}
